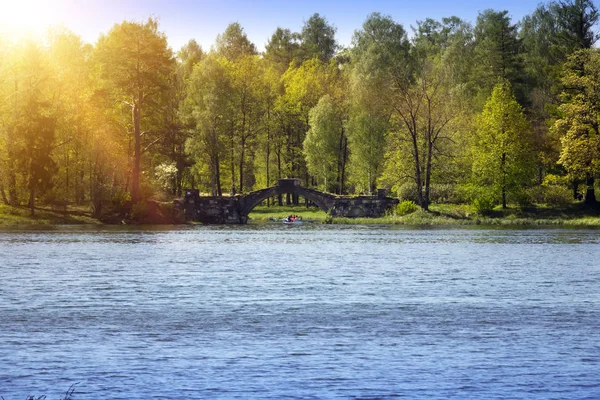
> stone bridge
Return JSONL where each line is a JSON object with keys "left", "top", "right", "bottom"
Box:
{"left": 178, "top": 178, "right": 398, "bottom": 224}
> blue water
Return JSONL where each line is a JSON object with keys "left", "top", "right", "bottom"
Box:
{"left": 0, "top": 225, "right": 599, "bottom": 399}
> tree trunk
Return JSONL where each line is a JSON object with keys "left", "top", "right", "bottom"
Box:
{"left": 266, "top": 109, "right": 271, "bottom": 206}
{"left": 215, "top": 152, "right": 222, "bottom": 197}
{"left": 239, "top": 138, "right": 245, "bottom": 194}
{"left": 584, "top": 173, "right": 598, "bottom": 208}
{"left": 341, "top": 135, "right": 348, "bottom": 195}
{"left": 501, "top": 152, "right": 507, "bottom": 209}
{"left": 132, "top": 101, "right": 141, "bottom": 203}
{"left": 573, "top": 179, "right": 580, "bottom": 200}
{"left": 277, "top": 147, "right": 282, "bottom": 206}
{"left": 0, "top": 179, "right": 7, "bottom": 205}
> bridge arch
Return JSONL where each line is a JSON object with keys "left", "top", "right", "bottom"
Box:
{"left": 237, "top": 180, "right": 335, "bottom": 217}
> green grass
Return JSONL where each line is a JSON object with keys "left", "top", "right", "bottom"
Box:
{"left": 3, "top": 201, "right": 600, "bottom": 227}
{"left": 0, "top": 204, "right": 100, "bottom": 226}
{"left": 248, "top": 204, "right": 328, "bottom": 223}
{"left": 248, "top": 202, "right": 600, "bottom": 226}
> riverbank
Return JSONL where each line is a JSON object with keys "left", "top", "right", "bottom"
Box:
{"left": 1, "top": 202, "right": 600, "bottom": 227}
{"left": 0, "top": 204, "right": 101, "bottom": 226}
{"left": 248, "top": 203, "right": 600, "bottom": 226}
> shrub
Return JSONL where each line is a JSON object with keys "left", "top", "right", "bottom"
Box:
{"left": 131, "top": 201, "right": 148, "bottom": 221}
{"left": 396, "top": 182, "right": 418, "bottom": 202}
{"left": 542, "top": 185, "right": 573, "bottom": 207}
{"left": 472, "top": 192, "right": 497, "bottom": 215}
{"left": 429, "top": 183, "right": 461, "bottom": 204}
{"left": 396, "top": 200, "right": 418, "bottom": 216}
{"left": 510, "top": 188, "right": 533, "bottom": 207}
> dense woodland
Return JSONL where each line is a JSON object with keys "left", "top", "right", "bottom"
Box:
{"left": 1, "top": 0, "right": 600, "bottom": 218}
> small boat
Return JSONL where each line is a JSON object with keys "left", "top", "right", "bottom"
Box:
{"left": 282, "top": 218, "right": 303, "bottom": 225}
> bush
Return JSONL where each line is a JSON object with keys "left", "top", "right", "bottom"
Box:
{"left": 131, "top": 201, "right": 148, "bottom": 221}
{"left": 429, "top": 183, "right": 461, "bottom": 204}
{"left": 542, "top": 185, "right": 573, "bottom": 207}
{"left": 396, "top": 182, "right": 418, "bottom": 202}
{"left": 510, "top": 188, "right": 533, "bottom": 207}
{"left": 396, "top": 200, "right": 418, "bottom": 216}
{"left": 472, "top": 193, "right": 497, "bottom": 215}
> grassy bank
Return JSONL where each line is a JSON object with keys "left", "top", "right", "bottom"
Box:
{"left": 2, "top": 201, "right": 599, "bottom": 227}
{"left": 0, "top": 204, "right": 101, "bottom": 226}
{"left": 249, "top": 203, "right": 600, "bottom": 226}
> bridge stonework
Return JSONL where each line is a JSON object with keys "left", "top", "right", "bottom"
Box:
{"left": 177, "top": 179, "right": 398, "bottom": 224}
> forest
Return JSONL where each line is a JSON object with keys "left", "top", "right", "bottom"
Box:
{"left": 1, "top": 0, "right": 600, "bottom": 220}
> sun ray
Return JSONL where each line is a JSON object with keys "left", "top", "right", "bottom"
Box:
{"left": 0, "top": 0, "right": 64, "bottom": 41}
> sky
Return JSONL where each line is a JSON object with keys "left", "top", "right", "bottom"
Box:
{"left": 0, "top": 0, "right": 547, "bottom": 52}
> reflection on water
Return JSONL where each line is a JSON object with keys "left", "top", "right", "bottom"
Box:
{"left": 1, "top": 225, "right": 599, "bottom": 399}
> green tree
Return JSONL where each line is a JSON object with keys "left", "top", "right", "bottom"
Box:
{"left": 554, "top": 49, "right": 600, "bottom": 207}
{"left": 473, "top": 10, "right": 524, "bottom": 105}
{"left": 94, "top": 18, "right": 175, "bottom": 203}
{"left": 299, "top": 13, "right": 338, "bottom": 62}
{"left": 303, "top": 95, "right": 342, "bottom": 191}
{"left": 6, "top": 41, "right": 58, "bottom": 215}
{"left": 473, "top": 81, "right": 535, "bottom": 208}
{"left": 183, "top": 54, "right": 231, "bottom": 196}
{"left": 348, "top": 13, "right": 411, "bottom": 194}
{"left": 555, "top": 0, "right": 599, "bottom": 50}
{"left": 345, "top": 111, "right": 387, "bottom": 194}
{"left": 216, "top": 22, "right": 257, "bottom": 62}
{"left": 265, "top": 27, "right": 301, "bottom": 72}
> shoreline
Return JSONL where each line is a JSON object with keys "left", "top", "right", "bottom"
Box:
{"left": 2, "top": 204, "right": 600, "bottom": 228}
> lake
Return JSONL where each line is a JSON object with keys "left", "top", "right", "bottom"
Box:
{"left": 1, "top": 225, "right": 599, "bottom": 399}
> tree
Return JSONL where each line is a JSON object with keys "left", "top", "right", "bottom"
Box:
{"left": 216, "top": 22, "right": 257, "bottom": 62}
{"left": 382, "top": 60, "right": 461, "bottom": 210}
{"left": 554, "top": 0, "right": 599, "bottom": 50}
{"left": 299, "top": 13, "right": 338, "bottom": 61}
{"left": 265, "top": 27, "right": 301, "bottom": 72}
{"left": 304, "top": 95, "right": 343, "bottom": 192}
{"left": 183, "top": 54, "right": 231, "bottom": 196}
{"left": 228, "top": 55, "right": 265, "bottom": 193}
{"left": 554, "top": 49, "right": 600, "bottom": 207}
{"left": 473, "top": 10, "right": 524, "bottom": 105}
{"left": 281, "top": 58, "right": 339, "bottom": 185}
{"left": 473, "top": 81, "right": 535, "bottom": 209}
{"left": 520, "top": 1, "right": 599, "bottom": 187}
{"left": 178, "top": 39, "right": 204, "bottom": 78}
{"left": 6, "top": 41, "right": 57, "bottom": 215}
{"left": 345, "top": 111, "right": 387, "bottom": 194}
{"left": 348, "top": 13, "right": 411, "bottom": 194}
{"left": 94, "top": 18, "right": 175, "bottom": 203}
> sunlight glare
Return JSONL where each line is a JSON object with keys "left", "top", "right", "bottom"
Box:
{"left": 0, "top": 0, "right": 64, "bottom": 41}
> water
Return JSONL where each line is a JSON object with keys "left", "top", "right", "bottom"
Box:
{"left": 1, "top": 225, "right": 599, "bottom": 399}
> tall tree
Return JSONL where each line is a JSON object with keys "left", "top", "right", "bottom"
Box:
{"left": 299, "top": 13, "right": 338, "bottom": 61}
{"left": 7, "top": 41, "right": 57, "bottom": 215}
{"left": 473, "top": 81, "right": 535, "bottom": 208}
{"left": 555, "top": 0, "right": 599, "bottom": 50}
{"left": 554, "top": 49, "right": 600, "bottom": 207}
{"left": 304, "top": 95, "right": 342, "bottom": 191}
{"left": 216, "top": 22, "right": 257, "bottom": 62}
{"left": 348, "top": 13, "right": 411, "bottom": 194}
{"left": 94, "top": 18, "right": 175, "bottom": 203}
{"left": 265, "top": 27, "right": 301, "bottom": 72}
{"left": 473, "top": 10, "right": 524, "bottom": 104}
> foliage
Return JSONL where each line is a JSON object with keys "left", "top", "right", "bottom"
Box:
{"left": 472, "top": 81, "right": 536, "bottom": 208}
{"left": 396, "top": 200, "right": 418, "bottom": 216}
{"left": 1, "top": 5, "right": 600, "bottom": 222}
{"left": 304, "top": 95, "right": 342, "bottom": 191}
{"left": 554, "top": 48, "right": 600, "bottom": 207}
{"left": 94, "top": 18, "right": 175, "bottom": 202}
{"left": 472, "top": 192, "right": 498, "bottom": 215}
